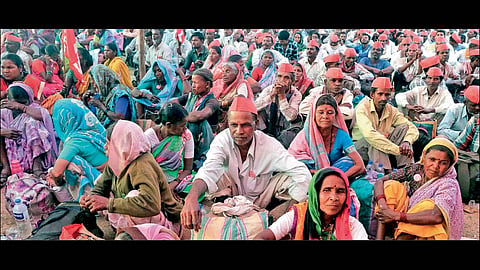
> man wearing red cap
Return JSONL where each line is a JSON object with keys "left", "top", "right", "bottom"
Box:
{"left": 254, "top": 63, "right": 303, "bottom": 146}
{"left": 181, "top": 96, "right": 312, "bottom": 231}
{"left": 298, "top": 39, "right": 324, "bottom": 86}
{"left": 299, "top": 67, "right": 354, "bottom": 121}
{"left": 352, "top": 77, "right": 418, "bottom": 172}
{"left": 321, "top": 34, "right": 346, "bottom": 56}
{"left": 2, "top": 32, "right": 32, "bottom": 74}
{"left": 438, "top": 85, "right": 480, "bottom": 141}
{"left": 392, "top": 43, "right": 423, "bottom": 93}
{"left": 436, "top": 43, "right": 462, "bottom": 100}
{"left": 340, "top": 48, "right": 374, "bottom": 95}
{"left": 456, "top": 49, "right": 479, "bottom": 88}
{"left": 396, "top": 67, "right": 455, "bottom": 123}
{"left": 359, "top": 42, "right": 394, "bottom": 80}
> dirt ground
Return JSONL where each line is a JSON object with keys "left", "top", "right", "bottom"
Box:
{"left": 1, "top": 185, "right": 478, "bottom": 240}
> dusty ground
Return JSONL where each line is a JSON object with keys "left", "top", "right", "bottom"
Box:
{"left": 1, "top": 185, "right": 478, "bottom": 240}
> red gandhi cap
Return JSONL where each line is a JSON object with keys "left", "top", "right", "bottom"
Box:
{"left": 436, "top": 43, "right": 449, "bottom": 52}
{"left": 5, "top": 33, "right": 22, "bottom": 43}
{"left": 378, "top": 34, "right": 388, "bottom": 41}
{"left": 408, "top": 43, "right": 419, "bottom": 51}
{"left": 344, "top": 48, "right": 357, "bottom": 57}
{"left": 307, "top": 39, "right": 320, "bottom": 48}
{"left": 470, "top": 38, "right": 479, "bottom": 46}
{"left": 426, "top": 67, "right": 443, "bottom": 77}
{"left": 278, "top": 63, "right": 295, "bottom": 73}
{"left": 208, "top": 39, "right": 221, "bottom": 49}
{"left": 323, "top": 53, "right": 340, "bottom": 63}
{"left": 451, "top": 33, "right": 461, "bottom": 43}
{"left": 330, "top": 34, "right": 339, "bottom": 42}
{"left": 464, "top": 85, "right": 479, "bottom": 104}
{"left": 371, "top": 77, "right": 392, "bottom": 89}
{"left": 420, "top": 56, "right": 440, "bottom": 69}
{"left": 206, "top": 29, "right": 215, "bottom": 33}
{"left": 325, "top": 67, "right": 344, "bottom": 79}
{"left": 229, "top": 96, "right": 258, "bottom": 116}
{"left": 372, "top": 41, "right": 383, "bottom": 49}
{"left": 470, "top": 49, "right": 480, "bottom": 56}
{"left": 435, "top": 36, "right": 446, "bottom": 43}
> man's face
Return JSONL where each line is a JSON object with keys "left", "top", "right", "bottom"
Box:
{"left": 191, "top": 36, "right": 202, "bottom": 49}
{"left": 437, "top": 49, "right": 449, "bottom": 63}
{"left": 275, "top": 71, "right": 293, "bottom": 89}
{"left": 145, "top": 36, "right": 154, "bottom": 47}
{"left": 262, "top": 37, "right": 273, "bottom": 49}
{"left": 371, "top": 47, "right": 383, "bottom": 59}
{"left": 152, "top": 30, "right": 163, "bottom": 45}
{"left": 371, "top": 88, "right": 392, "bottom": 111}
{"left": 406, "top": 48, "right": 417, "bottom": 60}
{"left": 228, "top": 111, "right": 257, "bottom": 147}
{"left": 305, "top": 45, "right": 318, "bottom": 58}
{"left": 325, "top": 77, "right": 343, "bottom": 93}
{"left": 425, "top": 75, "right": 441, "bottom": 90}
{"left": 466, "top": 99, "right": 480, "bottom": 115}
{"left": 205, "top": 32, "right": 215, "bottom": 41}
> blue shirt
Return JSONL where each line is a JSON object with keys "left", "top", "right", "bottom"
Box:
{"left": 355, "top": 44, "right": 372, "bottom": 62}
{"left": 437, "top": 103, "right": 470, "bottom": 141}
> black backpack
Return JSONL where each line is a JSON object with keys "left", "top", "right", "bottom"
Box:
{"left": 27, "top": 201, "right": 103, "bottom": 240}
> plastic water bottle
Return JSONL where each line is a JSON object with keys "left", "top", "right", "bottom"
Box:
{"left": 365, "top": 160, "right": 375, "bottom": 184}
{"left": 376, "top": 163, "right": 385, "bottom": 179}
{"left": 12, "top": 198, "right": 33, "bottom": 240}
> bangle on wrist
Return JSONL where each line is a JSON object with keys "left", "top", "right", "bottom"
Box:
{"left": 376, "top": 194, "right": 386, "bottom": 202}
{"left": 399, "top": 212, "right": 408, "bottom": 222}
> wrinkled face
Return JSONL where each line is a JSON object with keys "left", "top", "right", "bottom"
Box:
{"left": 423, "top": 149, "right": 451, "bottom": 180}
{"left": 228, "top": 111, "right": 257, "bottom": 147}
{"left": 325, "top": 77, "right": 343, "bottom": 93}
{"left": 318, "top": 174, "right": 347, "bottom": 217}
{"left": 1, "top": 59, "right": 22, "bottom": 80}
{"left": 425, "top": 75, "right": 441, "bottom": 89}
{"left": 222, "top": 64, "right": 237, "bottom": 85}
{"left": 261, "top": 52, "right": 274, "bottom": 67}
{"left": 315, "top": 104, "right": 336, "bottom": 129}
{"left": 262, "top": 36, "right": 273, "bottom": 49}
{"left": 306, "top": 45, "right": 318, "bottom": 58}
{"left": 465, "top": 99, "right": 480, "bottom": 115}
{"left": 191, "top": 74, "right": 210, "bottom": 96}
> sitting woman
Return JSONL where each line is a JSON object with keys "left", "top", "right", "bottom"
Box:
{"left": 173, "top": 68, "right": 219, "bottom": 170}
{"left": 211, "top": 61, "right": 254, "bottom": 132}
{"left": 31, "top": 44, "right": 64, "bottom": 98}
{"left": 79, "top": 120, "right": 184, "bottom": 237}
{"left": 0, "top": 83, "right": 57, "bottom": 185}
{"left": 288, "top": 94, "right": 365, "bottom": 180}
{"left": 83, "top": 64, "right": 137, "bottom": 129}
{"left": 374, "top": 137, "right": 464, "bottom": 240}
{"left": 60, "top": 47, "right": 94, "bottom": 99}
{"left": 131, "top": 59, "right": 190, "bottom": 119}
{"left": 202, "top": 41, "right": 223, "bottom": 81}
{"left": 1, "top": 53, "right": 42, "bottom": 100}
{"left": 48, "top": 98, "right": 108, "bottom": 201}
{"left": 143, "top": 103, "right": 194, "bottom": 201}
{"left": 103, "top": 42, "right": 134, "bottom": 90}
{"left": 293, "top": 62, "right": 314, "bottom": 100}
{"left": 251, "top": 50, "right": 277, "bottom": 90}
{"left": 255, "top": 167, "right": 368, "bottom": 240}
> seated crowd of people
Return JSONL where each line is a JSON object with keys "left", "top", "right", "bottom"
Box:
{"left": 1, "top": 28, "right": 479, "bottom": 240}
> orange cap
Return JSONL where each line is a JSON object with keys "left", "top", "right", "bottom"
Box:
{"left": 228, "top": 96, "right": 258, "bottom": 116}
{"left": 371, "top": 77, "right": 392, "bottom": 89}
{"left": 426, "top": 67, "right": 443, "bottom": 77}
{"left": 307, "top": 39, "right": 320, "bottom": 48}
{"left": 470, "top": 38, "right": 479, "bottom": 46}
{"left": 470, "top": 49, "right": 479, "bottom": 56}
{"left": 278, "top": 63, "right": 295, "bottom": 73}
{"left": 5, "top": 33, "right": 22, "bottom": 43}
{"left": 323, "top": 53, "right": 340, "bottom": 63}
{"left": 378, "top": 34, "right": 388, "bottom": 41}
{"left": 420, "top": 56, "right": 440, "bottom": 69}
{"left": 330, "top": 34, "right": 339, "bottom": 42}
{"left": 344, "top": 48, "right": 357, "bottom": 57}
{"left": 372, "top": 41, "right": 383, "bottom": 49}
{"left": 451, "top": 33, "right": 461, "bottom": 43}
{"left": 464, "top": 85, "right": 479, "bottom": 104}
{"left": 325, "top": 67, "right": 344, "bottom": 79}
{"left": 436, "top": 43, "right": 449, "bottom": 52}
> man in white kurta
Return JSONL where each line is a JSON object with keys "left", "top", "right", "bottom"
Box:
{"left": 180, "top": 96, "right": 312, "bottom": 231}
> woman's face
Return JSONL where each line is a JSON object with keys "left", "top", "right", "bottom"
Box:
{"left": 103, "top": 45, "right": 116, "bottom": 60}
{"left": 222, "top": 65, "right": 237, "bottom": 85}
{"left": 293, "top": 65, "right": 303, "bottom": 83}
{"left": 294, "top": 33, "right": 302, "bottom": 43}
{"left": 191, "top": 74, "right": 210, "bottom": 96}
{"left": 167, "top": 119, "right": 187, "bottom": 136}
{"left": 261, "top": 52, "right": 274, "bottom": 68}
{"left": 315, "top": 104, "right": 336, "bottom": 129}
{"left": 1, "top": 59, "right": 22, "bottom": 80}
{"left": 423, "top": 149, "right": 451, "bottom": 180}
{"left": 208, "top": 48, "right": 220, "bottom": 63}
{"left": 153, "top": 64, "right": 165, "bottom": 82}
{"left": 318, "top": 174, "right": 347, "bottom": 217}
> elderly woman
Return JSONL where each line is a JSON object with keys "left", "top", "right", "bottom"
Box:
{"left": 255, "top": 167, "right": 368, "bottom": 240}
{"left": 0, "top": 82, "right": 57, "bottom": 185}
{"left": 374, "top": 137, "right": 464, "bottom": 240}
{"left": 48, "top": 98, "right": 108, "bottom": 201}
{"left": 289, "top": 94, "right": 365, "bottom": 179}
{"left": 211, "top": 61, "right": 254, "bottom": 132}
{"left": 83, "top": 64, "right": 137, "bottom": 128}
{"left": 131, "top": 59, "right": 189, "bottom": 119}
{"left": 79, "top": 120, "right": 184, "bottom": 237}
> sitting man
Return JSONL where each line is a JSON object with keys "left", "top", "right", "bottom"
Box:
{"left": 396, "top": 67, "right": 455, "bottom": 124}
{"left": 180, "top": 96, "right": 312, "bottom": 232}
{"left": 438, "top": 85, "right": 480, "bottom": 141}
{"left": 352, "top": 77, "right": 419, "bottom": 173}
{"left": 254, "top": 63, "right": 303, "bottom": 148}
